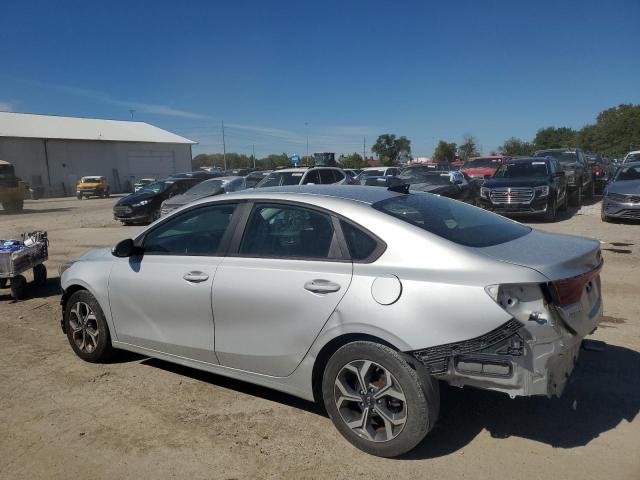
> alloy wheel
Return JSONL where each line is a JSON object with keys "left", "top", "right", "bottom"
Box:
{"left": 68, "top": 301, "right": 100, "bottom": 353}
{"left": 334, "top": 360, "right": 407, "bottom": 442}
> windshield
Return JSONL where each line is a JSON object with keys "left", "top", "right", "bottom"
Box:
{"left": 360, "top": 169, "right": 385, "bottom": 177}
{"left": 81, "top": 176, "right": 102, "bottom": 183}
{"left": 614, "top": 165, "right": 640, "bottom": 181}
{"left": 374, "top": 193, "right": 530, "bottom": 247}
{"left": 256, "top": 171, "right": 305, "bottom": 187}
{"left": 398, "top": 172, "right": 451, "bottom": 185}
{"left": 139, "top": 180, "right": 171, "bottom": 194}
{"left": 495, "top": 161, "right": 548, "bottom": 178}
{"left": 625, "top": 153, "right": 640, "bottom": 163}
{"left": 185, "top": 179, "right": 223, "bottom": 195}
{"left": 463, "top": 158, "right": 502, "bottom": 169}
{"left": 535, "top": 150, "right": 577, "bottom": 164}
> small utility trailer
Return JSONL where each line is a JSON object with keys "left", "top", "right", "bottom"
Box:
{"left": 0, "top": 231, "right": 48, "bottom": 300}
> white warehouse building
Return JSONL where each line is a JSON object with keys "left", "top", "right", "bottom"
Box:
{"left": 0, "top": 112, "right": 195, "bottom": 196}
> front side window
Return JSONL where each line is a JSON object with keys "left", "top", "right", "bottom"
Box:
{"left": 256, "top": 171, "right": 305, "bottom": 187}
{"left": 239, "top": 204, "right": 338, "bottom": 259}
{"left": 144, "top": 203, "right": 237, "bottom": 255}
{"left": 302, "top": 170, "right": 321, "bottom": 184}
{"left": 373, "top": 193, "right": 531, "bottom": 248}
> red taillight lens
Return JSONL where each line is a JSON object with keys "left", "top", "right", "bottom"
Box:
{"left": 594, "top": 165, "right": 603, "bottom": 176}
{"left": 550, "top": 264, "right": 602, "bottom": 307}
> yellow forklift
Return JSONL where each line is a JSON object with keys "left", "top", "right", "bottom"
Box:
{"left": 0, "top": 160, "right": 27, "bottom": 213}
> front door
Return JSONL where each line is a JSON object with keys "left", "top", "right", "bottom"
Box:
{"left": 213, "top": 202, "right": 353, "bottom": 377}
{"left": 108, "top": 202, "right": 239, "bottom": 363}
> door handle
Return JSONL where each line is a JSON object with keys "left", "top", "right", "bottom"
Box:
{"left": 304, "top": 279, "right": 341, "bottom": 294}
{"left": 183, "top": 271, "right": 209, "bottom": 283}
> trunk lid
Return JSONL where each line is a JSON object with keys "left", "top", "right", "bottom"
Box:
{"left": 476, "top": 229, "right": 603, "bottom": 336}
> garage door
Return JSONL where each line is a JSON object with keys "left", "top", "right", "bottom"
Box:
{"left": 127, "top": 151, "right": 176, "bottom": 180}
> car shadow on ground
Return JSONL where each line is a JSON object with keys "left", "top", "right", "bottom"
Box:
{"left": 140, "top": 357, "right": 325, "bottom": 416}
{"left": 0, "top": 277, "right": 61, "bottom": 302}
{"left": 0, "top": 207, "right": 71, "bottom": 215}
{"left": 134, "top": 341, "right": 638, "bottom": 458}
{"left": 402, "top": 341, "right": 640, "bottom": 460}
{"left": 522, "top": 194, "right": 602, "bottom": 225}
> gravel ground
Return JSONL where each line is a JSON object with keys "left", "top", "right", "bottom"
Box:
{"left": 0, "top": 196, "right": 639, "bottom": 480}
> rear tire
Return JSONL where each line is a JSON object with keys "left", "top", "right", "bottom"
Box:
{"left": 77, "top": 193, "right": 83, "bottom": 200}
{"left": 33, "top": 264, "right": 47, "bottom": 286}
{"left": 585, "top": 179, "right": 595, "bottom": 199}
{"left": 559, "top": 190, "right": 569, "bottom": 211}
{"left": 2, "top": 199, "right": 24, "bottom": 213}
{"left": 0, "top": 278, "right": 7, "bottom": 289}
{"left": 63, "top": 290, "right": 114, "bottom": 363}
{"left": 322, "top": 341, "right": 439, "bottom": 458}
{"left": 10, "top": 275, "right": 27, "bottom": 300}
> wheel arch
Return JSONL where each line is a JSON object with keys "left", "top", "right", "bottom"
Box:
{"left": 310, "top": 333, "right": 419, "bottom": 405}
{"left": 60, "top": 284, "right": 88, "bottom": 333}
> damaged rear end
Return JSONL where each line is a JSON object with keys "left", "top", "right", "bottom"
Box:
{"left": 410, "top": 230, "right": 603, "bottom": 398}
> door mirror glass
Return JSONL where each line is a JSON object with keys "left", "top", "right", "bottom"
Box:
{"left": 112, "top": 238, "right": 137, "bottom": 257}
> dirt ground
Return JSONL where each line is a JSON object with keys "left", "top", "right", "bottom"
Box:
{"left": 0, "top": 195, "right": 638, "bottom": 480}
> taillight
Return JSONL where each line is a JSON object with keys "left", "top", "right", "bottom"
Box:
{"left": 549, "top": 264, "right": 602, "bottom": 307}
{"left": 594, "top": 165, "right": 603, "bottom": 177}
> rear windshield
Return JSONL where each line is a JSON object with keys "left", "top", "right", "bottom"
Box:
{"left": 256, "top": 171, "right": 304, "bottom": 187}
{"left": 81, "top": 176, "right": 102, "bottom": 182}
{"left": 373, "top": 193, "right": 531, "bottom": 247}
{"left": 625, "top": 153, "right": 640, "bottom": 163}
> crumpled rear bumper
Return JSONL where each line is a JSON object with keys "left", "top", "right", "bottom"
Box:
{"left": 409, "top": 317, "right": 589, "bottom": 398}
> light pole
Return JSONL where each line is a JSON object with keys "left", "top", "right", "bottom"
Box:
{"left": 305, "top": 122, "right": 309, "bottom": 162}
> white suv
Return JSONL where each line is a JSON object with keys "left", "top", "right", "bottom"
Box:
{"left": 255, "top": 167, "right": 352, "bottom": 187}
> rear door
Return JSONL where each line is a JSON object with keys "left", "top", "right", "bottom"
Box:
{"left": 212, "top": 202, "right": 353, "bottom": 376}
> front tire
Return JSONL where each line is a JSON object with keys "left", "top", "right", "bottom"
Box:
{"left": 10, "top": 275, "right": 27, "bottom": 300}
{"left": 569, "top": 185, "right": 582, "bottom": 207}
{"left": 322, "top": 341, "right": 439, "bottom": 457}
{"left": 64, "top": 290, "right": 114, "bottom": 363}
{"left": 543, "top": 197, "right": 557, "bottom": 222}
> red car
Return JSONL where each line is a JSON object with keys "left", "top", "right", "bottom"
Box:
{"left": 461, "top": 156, "right": 508, "bottom": 181}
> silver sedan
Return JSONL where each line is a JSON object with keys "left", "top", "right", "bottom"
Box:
{"left": 60, "top": 185, "right": 603, "bottom": 457}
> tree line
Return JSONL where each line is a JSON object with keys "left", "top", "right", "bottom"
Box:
{"left": 192, "top": 103, "right": 639, "bottom": 169}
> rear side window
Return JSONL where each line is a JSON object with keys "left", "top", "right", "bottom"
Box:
{"left": 239, "top": 204, "right": 339, "bottom": 259}
{"left": 340, "top": 221, "right": 378, "bottom": 260}
{"left": 319, "top": 169, "right": 336, "bottom": 184}
{"left": 373, "top": 194, "right": 531, "bottom": 248}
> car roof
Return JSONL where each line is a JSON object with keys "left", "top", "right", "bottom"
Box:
{"left": 362, "top": 166, "right": 389, "bottom": 170}
{"left": 625, "top": 151, "right": 640, "bottom": 156}
{"left": 272, "top": 167, "right": 309, "bottom": 173}
{"left": 506, "top": 156, "right": 550, "bottom": 163}
{"left": 223, "top": 184, "right": 404, "bottom": 205}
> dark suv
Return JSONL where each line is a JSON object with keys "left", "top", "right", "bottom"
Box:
{"left": 114, "top": 177, "right": 202, "bottom": 224}
{"left": 479, "top": 157, "right": 568, "bottom": 221}
{"left": 533, "top": 148, "right": 593, "bottom": 206}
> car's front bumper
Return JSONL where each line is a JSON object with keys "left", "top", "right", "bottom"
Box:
{"left": 77, "top": 187, "right": 102, "bottom": 195}
{"left": 602, "top": 197, "right": 640, "bottom": 220}
{"left": 113, "top": 204, "right": 153, "bottom": 222}
{"left": 478, "top": 197, "right": 549, "bottom": 215}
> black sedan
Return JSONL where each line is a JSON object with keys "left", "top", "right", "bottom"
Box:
{"left": 113, "top": 177, "right": 202, "bottom": 224}
{"left": 478, "top": 157, "right": 567, "bottom": 221}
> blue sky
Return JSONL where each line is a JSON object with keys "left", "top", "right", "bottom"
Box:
{"left": 1, "top": 0, "right": 638, "bottom": 157}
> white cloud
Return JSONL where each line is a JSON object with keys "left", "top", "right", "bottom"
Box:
{"left": 0, "top": 101, "right": 13, "bottom": 112}
{"left": 34, "top": 82, "right": 210, "bottom": 120}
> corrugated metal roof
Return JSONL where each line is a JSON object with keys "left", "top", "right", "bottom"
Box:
{"left": 0, "top": 112, "right": 196, "bottom": 144}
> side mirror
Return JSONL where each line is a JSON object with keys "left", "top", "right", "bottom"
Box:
{"left": 112, "top": 238, "right": 139, "bottom": 258}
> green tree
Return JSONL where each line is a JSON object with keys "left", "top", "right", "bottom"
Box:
{"left": 371, "top": 134, "right": 412, "bottom": 165}
{"left": 499, "top": 137, "right": 534, "bottom": 156}
{"left": 457, "top": 134, "right": 480, "bottom": 161}
{"left": 432, "top": 140, "right": 457, "bottom": 163}
{"left": 533, "top": 127, "right": 577, "bottom": 150}
{"left": 339, "top": 153, "right": 366, "bottom": 169}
